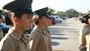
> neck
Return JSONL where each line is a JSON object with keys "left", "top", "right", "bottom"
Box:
{"left": 12, "top": 25, "right": 24, "bottom": 36}
{"left": 38, "top": 24, "right": 48, "bottom": 30}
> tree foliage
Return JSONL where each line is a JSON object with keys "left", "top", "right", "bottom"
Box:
{"left": 65, "top": 9, "right": 79, "bottom": 18}
{"left": 48, "top": 8, "right": 55, "bottom": 15}
{"left": 56, "top": 11, "right": 65, "bottom": 17}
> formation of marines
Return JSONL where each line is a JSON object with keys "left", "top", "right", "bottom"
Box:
{"left": 0, "top": 0, "right": 90, "bottom": 51}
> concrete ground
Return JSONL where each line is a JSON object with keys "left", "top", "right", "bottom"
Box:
{"left": 49, "top": 18, "right": 84, "bottom": 51}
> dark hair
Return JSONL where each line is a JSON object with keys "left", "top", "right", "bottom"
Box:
{"left": 5, "top": 12, "right": 13, "bottom": 25}
{"left": 80, "top": 14, "right": 90, "bottom": 24}
{"left": 14, "top": 11, "right": 30, "bottom": 18}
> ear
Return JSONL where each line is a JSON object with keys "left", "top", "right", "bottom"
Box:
{"left": 13, "top": 17, "right": 21, "bottom": 23}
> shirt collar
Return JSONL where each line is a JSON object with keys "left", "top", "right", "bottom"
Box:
{"left": 36, "top": 26, "right": 50, "bottom": 34}
{"left": 8, "top": 28, "right": 23, "bottom": 40}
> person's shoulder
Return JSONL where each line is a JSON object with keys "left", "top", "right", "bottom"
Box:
{"left": 83, "top": 24, "right": 90, "bottom": 28}
{"left": 81, "top": 24, "right": 90, "bottom": 34}
{"left": 0, "top": 34, "right": 18, "bottom": 51}
{"left": 29, "top": 28, "right": 41, "bottom": 40}
{"left": 81, "top": 24, "right": 89, "bottom": 30}
{"left": 0, "top": 33, "right": 18, "bottom": 46}
{"left": 31, "top": 29, "right": 41, "bottom": 36}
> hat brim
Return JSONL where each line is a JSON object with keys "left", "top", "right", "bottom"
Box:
{"left": 3, "top": 0, "right": 34, "bottom": 14}
{"left": 25, "top": 10, "right": 34, "bottom": 14}
{"left": 3, "top": 1, "right": 16, "bottom": 11}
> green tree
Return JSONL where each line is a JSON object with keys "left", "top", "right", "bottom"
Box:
{"left": 48, "top": 8, "right": 55, "bottom": 15}
{"left": 87, "top": 10, "right": 90, "bottom": 14}
{"left": 56, "top": 11, "right": 65, "bottom": 17}
{"left": 65, "top": 9, "right": 79, "bottom": 18}
{"left": 78, "top": 12, "right": 83, "bottom": 16}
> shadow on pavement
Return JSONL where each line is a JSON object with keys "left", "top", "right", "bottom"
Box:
{"left": 53, "top": 50, "right": 70, "bottom": 51}
{"left": 52, "top": 41, "right": 60, "bottom": 46}
{"left": 52, "top": 37, "right": 68, "bottom": 40}
{"left": 52, "top": 33, "right": 65, "bottom": 35}
{"left": 49, "top": 29, "right": 64, "bottom": 34}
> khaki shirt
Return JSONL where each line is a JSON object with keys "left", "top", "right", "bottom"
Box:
{"left": 0, "top": 28, "right": 3, "bottom": 41}
{"left": 0, "top": 28, "right": 30, "bottom": 51}
{"left": 79, "top": 24, "right": 90, "bottom": 51}
{"left": 29, "top": 26, "right": 52, "bottom": 51}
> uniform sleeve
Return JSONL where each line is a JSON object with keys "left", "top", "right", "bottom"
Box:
{"left": 79, "top": 27, "right": 86, "bottom": 46}
{"left": 1, "top": 37, "right": 18, "bottom": 51}
{"left": 29, "top": 31, "right": 41, "bottom": 51}
{"left": 49, "top": 34, "right": 52, "bottom": 51}
{"left": 0, "top": 29, "right": 4, "bottom": 41}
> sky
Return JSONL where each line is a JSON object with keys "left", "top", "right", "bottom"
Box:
{"left": 0, "top": 0, "right": 90, "bottom": 13}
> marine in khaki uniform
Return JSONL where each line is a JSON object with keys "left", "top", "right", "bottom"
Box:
{"left": 79, "top": 14, "right": 90, "bottom": 51}
{"left": 29, "top": 7, "right": 52, "bottom": 51}
{"left": 0, "top": 0, "right": 33, "bottom": 51}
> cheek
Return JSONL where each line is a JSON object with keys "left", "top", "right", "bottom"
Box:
{"left": 26, "top": 19, "right": 30, "bottom": 25}
{"left": 49, "top": 20, "right": 52, "bottom": 23}
{"left": 42, "top": 18, "right": 49, "bottom": 25}
{"left": 44, "top": 19, "right": 48, "bottom": 24}
{"left": 22, "top": 19, "right": 30, "bottom": 26}
{"left": 88, "top": 19, "right": 90, "bottom": 24}
{"left": 47, "top": 19, "right": 51, "bottom": 24}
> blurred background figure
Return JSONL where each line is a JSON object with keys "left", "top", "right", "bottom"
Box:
{"left": 5, "top": 12, "right": 13, "bottom": 26}
{"left": 0, "top": 10, "right": 11, "bottom": 35}
{"left": 79, "top": 13, "right": 90, "bottom": 51}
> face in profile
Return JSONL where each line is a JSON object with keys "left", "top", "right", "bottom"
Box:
{"left": 40, "top": 16, "right": 52, "bottom": 27}
{"left": 48, "top": 18, "right": 52, "bottom": 26}
{"left": 19, "top": 13, "right": 33, "bottom": 30}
